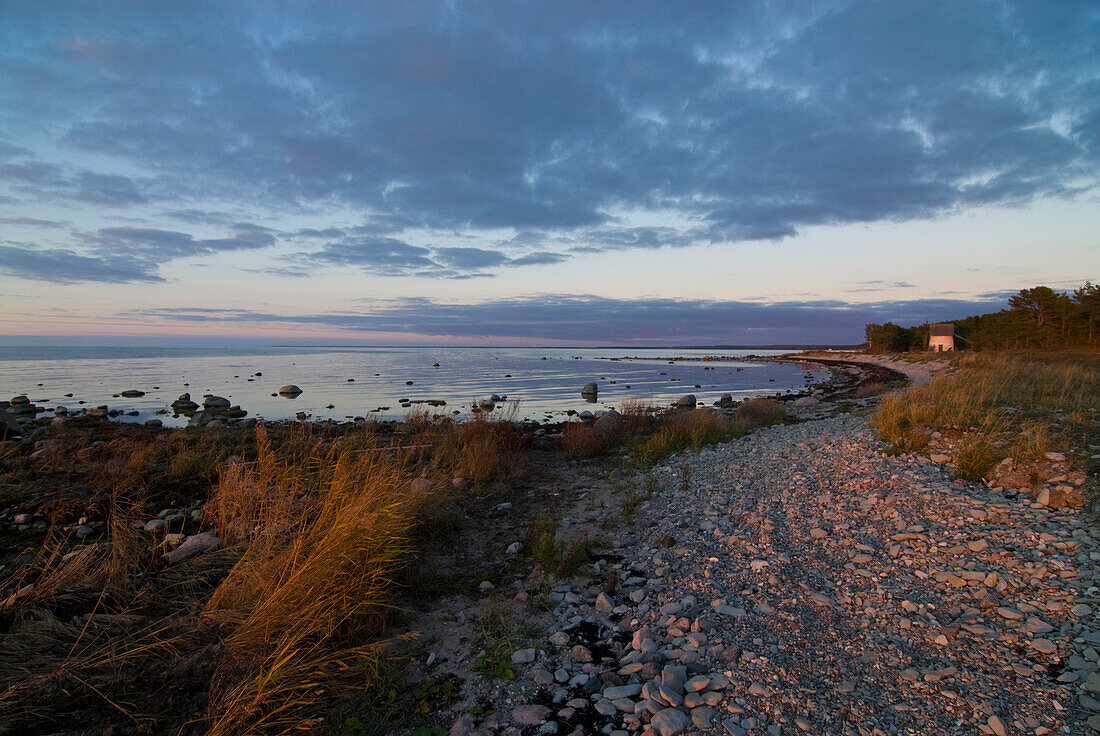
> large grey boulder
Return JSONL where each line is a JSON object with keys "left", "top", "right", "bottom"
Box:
{"left": 278, "top": 384, "right": 303, "bottom": 396}
{"left": 203, "top": 395, "right": 231, "bottom": 410}
{"left": 594, "top": 408, "right": 624, "bottom": 436}
{"left": 674, "top": 394, "right": 697, "bottom": 409}
{"left": 581, "top": 382, "right": 598, "bottom": 400}
{"left": 0, "top": 406, "right": 23, "bottom": 437}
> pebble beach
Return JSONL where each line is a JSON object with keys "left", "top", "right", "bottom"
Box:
{"left": 410, "top": 389, "right": 1097, "bottom": 735}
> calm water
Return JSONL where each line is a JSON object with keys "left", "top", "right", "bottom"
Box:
{"left": 0, "top": 346, "right": 826, "bottom": 426}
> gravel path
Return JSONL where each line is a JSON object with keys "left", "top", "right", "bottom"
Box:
{"left": 468, "top": 415, "right": 1099, "bottom": 736}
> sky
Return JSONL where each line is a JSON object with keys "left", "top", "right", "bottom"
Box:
{"left": 0, "top": 0, "right": 1097, "bottom": 346}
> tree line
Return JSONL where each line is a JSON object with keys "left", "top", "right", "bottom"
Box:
{"left": 865, "top": 282, "right": 1099, "bottom": 353}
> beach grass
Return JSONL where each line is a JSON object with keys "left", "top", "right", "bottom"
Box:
{"left": 0, "top": 414, "right": 529, "bottom": 736}
{"left": 872, "top": 353, "right": 1098, "bottom": 472}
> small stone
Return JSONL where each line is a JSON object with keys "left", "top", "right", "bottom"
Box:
{"left": 795, "top": 717, "right": 812, "bottom": 732}
{"left": 987, "top": 715, "right": 1007, "bottom": 736}
{"left": 595, "top": 699, "right": 618, "bottom": 716}
{"left": 596, "top": 592, "right": 614, "bottom": 611}
{"left": 144, "top": 518, "right": 166, "bottom": 532}
{"left": 571, "top": 644, "right": 593, "bottom": 663}
{"left": 478, "top": 580, "right": 494, "bottom": 592}
{"left": 685, "top": 675, "right": 710, "bottom": 692}
{"left": 650, "top": 707, "right": 691, "bottom": 736}
{"left": 748, "top": 682, "right": 773, "bottom": 697}
{"left": 511, "top": 648, "right": 536, "bottom": 664}
{"left": 549, "top": 631, "right": 570, "bottom": 647}
{"left": 513, "top": 704, "right": 551, "bottom": 725}
{"left": 603, "top": 684, "right": 642, "bottom": 700}
{"left": 1031, "top": 638, "right": 1057, "bottom": 654}
{"left": 967, "top": 539, "right": 989, "bottom": 552}
{"left": 450, "top": 715, "right": 476, "bottom": 736}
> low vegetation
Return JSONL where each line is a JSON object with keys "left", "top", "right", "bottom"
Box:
{"left": 0, "top": 412, "right": 530, "bottom": 736}
{"left": 872, "top": 353, "right": 1098, "bottom": 482}
{"left": 561, "top": 397, "right": 788, "bottom": 465}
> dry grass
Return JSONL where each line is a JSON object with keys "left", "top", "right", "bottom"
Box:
{"left": 427, "top": 407, "right": 529, "bottom": 484}
{"left": 0, "top": 414, "right": 531, "bottom": 736}
{"left": 632, "top": 410, "right": 749, "bottom": 466}
{"left": 561, "top": 421, "right": 609, "bottom": 458}
{"left": 872, "top": 353, "right": 1098, "bottom": 463}
{"left": 200, "top": 423, "right": 448, "bottom": 735}
{"left": 733, "top": 398, "right": 788, "bottom": 427}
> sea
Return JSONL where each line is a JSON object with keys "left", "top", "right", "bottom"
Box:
{"left": 0, "top": 346, "right": 828, "bottom": 427}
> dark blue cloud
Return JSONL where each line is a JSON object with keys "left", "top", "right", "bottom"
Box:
{"left": 0, "top": 224, "right": 278, "bottom": 282}
{"left": 0, "top": 2, "right": 1096, "bottom": 271}
{"left": 133, "top": 293, "right": 1013, "bottom": 344}
{"left": 0, "top": 244, "right": 163, "bottom": 283}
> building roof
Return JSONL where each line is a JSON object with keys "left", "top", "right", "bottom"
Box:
{"left": 929, "top": 323, "right": 954, "bottom": 337}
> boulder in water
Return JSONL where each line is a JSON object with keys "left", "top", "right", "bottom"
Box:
{"left": 278, "top": 385, "right": 303, "bottom": 396}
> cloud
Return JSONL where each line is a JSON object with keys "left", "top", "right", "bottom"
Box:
{"left": 72, "top": 172, "right": 145, "bottom": 205}
{"left": 132, "top": 293, "right": 1013, "bottom": 345}
{"left": 0, "top": 2, "right": 1094, "bottom": 267}
{"left": 0, "top": 216, "right": 66, "bottom": 228}
{"left": 433, "top": 247, "right": 510, "bottom": 270}
{"left": 306, "top": 236, "right": 438, "bottom": 276}
{"left": 0, "top": 223, "right": 280, "bottom": 283}
{"left": 0, "top": 244, "right": 163, "bottom": 283}
{"left": 507, "top": 252, "right": 571, "bottom": 267}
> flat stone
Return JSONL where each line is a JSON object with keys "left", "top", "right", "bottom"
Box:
{"left": 650, "top": 708, "right": 691, "bottom": 736}
{"left": 748, "top": 682, "right": 773, "bottom": 697}
{"left": 511, "top": 648, "right": 537, "bottom": 664}
{"left": 691, "top": 706, "right": 715, "bottom": 729}
{"left": 987, "top": 715, "right": 1007, "bottom": 736}
{"left": 685, "top": 675, "right": 710, "bottom": 692}
{"left": 603, "top": 684, "right": 642, "bottom": 700}
{"left": 722, "top": 718, "right": 748, "bottom": 736}
{"left": 1031, "top": 638, "right": 1057, "bottom": 654}
{"left": 922, "top": 666, "right": 957, "bottom": 682}
{"left": 1024, "top": 617, "right": 1054, "bottom": 635}
{"left": 513, "top": 704, "right": 551, "bottom": 725}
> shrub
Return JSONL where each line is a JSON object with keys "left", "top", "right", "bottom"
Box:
{"left": 561, "top": 421, "right": 608, "bottom": 457}
{"left": 734, "top": 398, "right": 787, "bottom": 427}
{"left": 631, "top": 410, "right": 747, "bottom": 466}
{"left": 953, "top": 434, "right": 1005, "bottom": 482}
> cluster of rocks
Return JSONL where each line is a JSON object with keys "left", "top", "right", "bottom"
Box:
{"left": 175, "top": 393, "right": 249, "bottom": 427}
{"left": 6, "top": 499, "right": 223, "bottom": 566}
{"left": 923, "top": 435, "right": 1089, "bottom": 510}
{"left": 435, "top": 413, "right": 1097, "bottom": 736}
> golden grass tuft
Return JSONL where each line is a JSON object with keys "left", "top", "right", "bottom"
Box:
{"left": 202, "top": 426, "right": 433, "bottom": 736}
{"left": 561, "top": 421, "right": 609, "bottom": 457}
{"left": 733, "top": 398, "right": 788, "bottom": 428}
{"left": 632, "top": 410, "right": 748, "bottom": 466}
{"left": 872, "top": 353, "right": 1098, "bottom": 462}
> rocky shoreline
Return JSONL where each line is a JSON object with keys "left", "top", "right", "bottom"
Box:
{"left": 396, "top": 411, "right": 1098, "bottom": 736}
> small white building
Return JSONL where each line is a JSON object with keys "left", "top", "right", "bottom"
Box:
{"left": 929, "top": 323, "right": 955, "bottom": 352}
